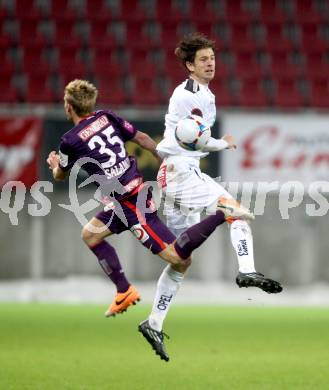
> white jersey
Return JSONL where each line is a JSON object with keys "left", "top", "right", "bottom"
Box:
{"left": 156, "top": 78, "right": 216, "bottom": 158}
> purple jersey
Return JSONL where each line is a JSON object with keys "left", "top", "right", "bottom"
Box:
{"left": 58, "top": 110, "right": 143, "bottom": 199}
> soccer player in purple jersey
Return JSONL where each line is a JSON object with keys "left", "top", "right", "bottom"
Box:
{"left": 47, "top": 79, "right": 231, "bottom": 361}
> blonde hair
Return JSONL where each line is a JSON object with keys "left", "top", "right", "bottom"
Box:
{"left": 64, "top": 79, "right": 98, "bottom": 116}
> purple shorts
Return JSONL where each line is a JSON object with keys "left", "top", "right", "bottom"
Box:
{"left": 96, "top": 192, "right": 176, "bottom": 254}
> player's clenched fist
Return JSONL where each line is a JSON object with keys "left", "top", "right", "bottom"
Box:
{"left": 47, "top": 151, "right": 60, "bottom": 170}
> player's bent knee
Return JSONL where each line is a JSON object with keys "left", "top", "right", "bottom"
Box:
{"left": 158, "top": 244, "right": 191, "bottom": 269}
{"left": 81, "top": 225, "right": 95, "bottom": 244}
{"left": 81, "top": 226, "right": 93, "bottom": 243}
{"left": 81, "top": 225, "right": 104, "bottom": 246}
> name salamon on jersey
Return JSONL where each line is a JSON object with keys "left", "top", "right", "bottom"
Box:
{"left": 104, "top": 156, "right": 130, "bottom": 179}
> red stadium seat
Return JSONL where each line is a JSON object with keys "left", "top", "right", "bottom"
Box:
{"left": 0, "top": 4, "right": 7, "bottom": 21}
{"left": 234, "top": 52, "right": 262, "bottom": 81}
{"left": 0, "top": 74, "right": 14, "bottom": 90}
{"left": 24, "top": 75, "right": 55, "bottom": 103}
{"left": 52, "top": 21, "right": 83, "bottom": 50}
{"left": 60, "top": 70, "right": 90, "bottom": 88}
{"left": 0, "top": 86, "right": 18, "bottom": 103}
{"left": 154, "top": 0, "right": 186, "bottom": 23}
{"left": 127, "top": 58, "right": 158, "bottom": 79}
{"left": 300, "top": 24, "right": 329, "bottom": 53}
{"left": 211, "top": 81, "right": 236, "bottom": 106}
{"left": 193, "top": 22, "right": 213, "bottom": 39}
{"left": 0, "top": 57, "right": 15, "bottom": 79}
{"left": 262, "top": 23, "right": 295, "bottom": 51}
{"left": 238, "top": 79, "right": 269, "bottom": 107}
{"left": 0, "top": 32, "right": 12, "bottom": 51}
{"left": 229, "top": 24, "right": 258, "bottom": 51}
{"left": 56, "top": 48, "right": 88, "bottom": 75}
{"left": 189, "top": 0, "right": 221, "bottom": 23}
{"left": 88, "top": 21, "right": 118, "bottom": 50}
{"left": 309, "top": 81, "right": 329, "bottom": 108}
{"left": 161, "top": 49, "right": 187, "bottom": 80}
{"left": 124, "top": 22, "right": 158, "bottom": 50}
{"left": 267, "top": 51, "right": 304, "bottom": 80}
{"left": 14, "top": 0, "right": 43, "bottom": 21}
{"left": 294, "top": 0, "right": 322, "bottom": 24}
{"left": 158, "top": 23, "right": 182, "bottom": 50}
{"left": 165, "top": 75, "right": 188, "bottom": 95}
{"left": 85, "top": 0, "right": 113, "bottom": 22}
{"left": 130, "top": 78, "right": 164, "bottom": 105}
{"left": 259, "top": 2, "right": 288, "bottom": 23}
{"left": 17, "top": 21, "right": 49, "bottom": 50}
{"left": 305, "top": 64, "right": 329, "bottom": 83}
{"left": 92, "top": 56, "right": 124, "bottom": 79}
{"left": 272, "top": 79, "right": 305, "bottom": 108}
{"left": 119, "top": 0, "right": 149, "bottom": 22}
{"left": 20, "top": 48, "right": 52, "bottom": 74}
{"left": 48, "top": 0, "right": 78, "bottom": 21}
{"left": 225, "top": 1, "right": 256, "bottom": 24}
{"left": 214, "top": 62, "right": 232, "bottom": 81}
{"left": 97, "top": 78, "right": 128, "bottom": 106}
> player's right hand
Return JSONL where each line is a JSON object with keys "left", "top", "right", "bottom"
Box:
{"left": 222, "top": 134, "right": 237, "bottom": 150}
{"left": 47, "top": 151, "right": 60, "bottom": 170}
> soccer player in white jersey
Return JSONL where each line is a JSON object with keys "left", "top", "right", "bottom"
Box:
{"left": 138, "top": 33, "right": 282, "bottom": 361}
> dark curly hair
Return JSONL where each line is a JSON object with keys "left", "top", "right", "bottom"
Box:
{"left": 175, "top": 32, "right": 216, "bottom": 70}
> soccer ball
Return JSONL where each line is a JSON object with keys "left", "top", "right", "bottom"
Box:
{"left": 175, "top": 115, "right": 211, "bottom": 151}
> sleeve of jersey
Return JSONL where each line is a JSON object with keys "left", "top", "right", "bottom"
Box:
{"left": 58, "top": 138, "right": 77, "bottom": 172}
{"left": 115, "top": 115, "right": 137, "bottom": 141}
{"left": 202, "top": 137, "right": 228, "bottom": 152}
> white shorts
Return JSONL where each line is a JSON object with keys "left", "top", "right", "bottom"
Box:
{"left": 157, "top": 156, "right": 232, "bottom": 233}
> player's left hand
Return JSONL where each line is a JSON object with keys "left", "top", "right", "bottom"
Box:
{"left": 222, "top": 134, "right": 237, "bottom": 150}
{"left": 47, "top": 151, "right": 60, "bottom": 170}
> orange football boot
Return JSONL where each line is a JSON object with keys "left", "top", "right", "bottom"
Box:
{"left": 105, "top": 285, "right": 141, "bottom": 317}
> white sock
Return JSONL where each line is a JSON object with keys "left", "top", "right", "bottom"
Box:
{"left": 148, "top": 265, "right": 184, "bottom": 331}
{"left": 230, "top": 219, "right": 256, "bottom": 274}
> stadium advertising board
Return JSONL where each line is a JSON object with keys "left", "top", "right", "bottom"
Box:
{"left": 0, "top": 118, "right": 42, "bottom": 187}
{"left": 221, "top": 113, "right": 329, "bottom": 188}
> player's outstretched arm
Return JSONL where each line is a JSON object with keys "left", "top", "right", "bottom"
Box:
{"left": 47, "top": 151, "right": 68, "bottom": 181}
{"left": 131, "top": 130, "right": 162, "bottom": 164}
{"left": 203, "top": 134, "right": 237, "bottom": 152}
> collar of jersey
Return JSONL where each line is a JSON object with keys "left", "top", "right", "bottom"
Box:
{"left": 78, "top": 112, "right": 96, "bottom": 124}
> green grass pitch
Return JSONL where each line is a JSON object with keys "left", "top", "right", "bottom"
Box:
{"left": 0, "top": 303, "right": 328, "bottom": 390}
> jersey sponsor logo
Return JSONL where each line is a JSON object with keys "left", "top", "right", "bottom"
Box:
{"left": 157, "top": 294, "right": 173, "bottom": 310}
{"left": 157, "top": 164, "right": 167, "bottom": 188}
{"left": 130, "top": 224, "right": 150, "bottom": 243}
{"left": 78, "top": 115, "right": 110, "bottom": 141}
{"left": 237, "top": 239, "right": 248, "bottom": 256}
{"left": 59, "top": 150, "right": 69, "bottom": 167}
{"left": 123, "top": 120, "right": 134, "bottom": 133}
{"left": 191, "top": 108, "right": 203, "bottom": 117}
